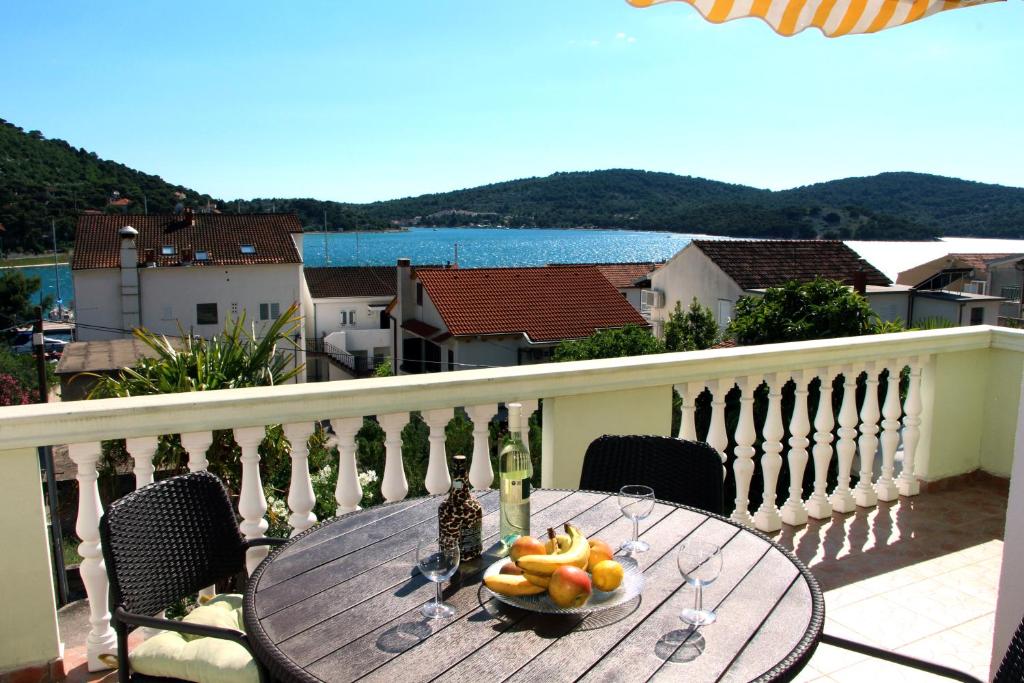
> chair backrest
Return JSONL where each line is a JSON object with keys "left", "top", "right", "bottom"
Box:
{"left": 99, "top": 471, "right": 247, "bottom": 616}
{"left": 579, "top": 435, "right": 724, "bottom": 515}
{"left": 994, "top": 615, "right": 1024, "bottom": 683}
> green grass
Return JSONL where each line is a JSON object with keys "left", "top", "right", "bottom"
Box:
{"left": 61, "top": 536, "right": 82, "bottom": 566}
{"left": 0, "top": 253, "right": 70, "bottom": 267}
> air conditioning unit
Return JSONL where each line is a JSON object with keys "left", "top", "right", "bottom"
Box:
{"left": 641, "top": 289, "right": 665, "bottom": 310}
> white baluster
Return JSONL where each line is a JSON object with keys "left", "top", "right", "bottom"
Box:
{"left": 875, "top": 362, "right": 902, "bottom": 502}
{"left": 731, "top": 376, "right": 757, "bottom": 527}
{"left": 467, "top": 404, "right": 498, "bottom": 490}
{"left": 379, "top": 412, "right": 409, "bottom": 502}
{"left": 423, "top": 408, "right": 455, "bottom": 495}
{"left": 68, "top": 442, "right": 117, "bottom": 672}
{"left": 806, "top": 367, "right": 838, "bottom": 519}
{"left": 896, "top": 357, "right": 924, "bottom": 496}
{"left": 707, "top": 378, "right": 732, "bottom": 478}
{"left": 283, "top": 422, "right": 317, "bottom": 536}
{"left": 781, "top": 371, "right": 810, "bottom": 527}
{"left": 234, "top": 426, "right": 269, "bottom": 574}
{"left": 756, "top": 372, "right": 786, "bottom": 532}
{"left": 125, "top": 436, "right": 158, "bottom": 489}
{"left": 830, "top": 368, "right": 858, "bottom": 513}
{"left": 181, "top": 431, "right": 213, "bottom": 472}
{"left": 854, "top": 364, "right": 880, "bottom": 509}
{"left": 333, "top": 417, "right": 364, "bottom": 513}
{"left": 518, "top": 399, "right": 539, "bottom": 454}
{"left": 675, "top": 382, "right": 703, "bottom": 441}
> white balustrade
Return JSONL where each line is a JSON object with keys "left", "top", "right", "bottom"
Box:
{"left": 830, "top": 368, "right": 858, "bottom": 513}
{"left": 125, "top": 436, "right": 158, "bottom": 489}
{"left": 806, "top": 367, "right": 837, "bottom": 519}
{"left": 467, "top": 404, "right": 498, "bottom": 489}
{"left": 333, "top": 417, "right": 364, "bottom": 513}
{"left": 875, "top": 363, "right": 903, "bottom": 502}
{"left": 896, "top": 357, "right": 925, "bottom": 496}
{"left": 283, "top": 422, "right": 317, "bottom": 536}
{"left": 68, "top": 442, "right": 117, "bottom": 672}
{"left": 730, "top": 376, "right": 757, "bottom": 527}
{"left": 423, "top": 408, "right": 455, "bottom": 494}
{"left": 675, "top": 382, "right": 704, "bottom": 441}
{"left": 234, "top": 426, "right": 269, "bottom": 574}
{"left": 707, "top": 378, "right": 732, "bottom": 476}
{"left": 181, "top": 431, "right": 213, "bottom": 472}
{"left": 379, "top": 413, "right": 409, "bottom": 502}
{"left": 780, "top": 371, "right": 810, "bottom": 528}
{"left": 518, "top": 399, "right": 539, "bottom": 454}
{"left": 755, "top": 372, "right": 786, "bottom": 532}
{"left": 854, "top": 364, "right": 880, "bottom": 509}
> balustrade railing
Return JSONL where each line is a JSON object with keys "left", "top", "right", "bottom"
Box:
{"left": 1, "top": 326, "right": 1022, "bottom": 672}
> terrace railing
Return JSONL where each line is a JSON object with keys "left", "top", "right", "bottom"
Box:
{"left": 1, "top": 326, "right": 1022, "bottom": 674}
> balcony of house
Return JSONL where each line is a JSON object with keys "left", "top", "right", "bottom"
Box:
{"left": 2, "top": 326, "right": 1023, "bottom": 682}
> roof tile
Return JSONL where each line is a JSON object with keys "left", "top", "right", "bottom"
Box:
{"left": 305, "top": 266, "right": 397, "bottom": 298}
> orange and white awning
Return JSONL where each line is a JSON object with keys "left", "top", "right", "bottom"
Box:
{"left": 627, "top": 0, "right": 1002, "bottom": 37}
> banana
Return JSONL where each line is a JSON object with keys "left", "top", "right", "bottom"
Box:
{"left": 544, "top": 527, "right": 571, "bottom": 555}
{"left": 516, "top": 523, "right": 590, "bottom": 576}
{"left": 522, "top": 572, "right": 550, "bottom": 589}
{"left": 484, "top": 573, "right": 547, "bottom": 596}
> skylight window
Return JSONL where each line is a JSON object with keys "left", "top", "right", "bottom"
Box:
{"left": 160, "top": 245, "right": 176, "bottom": 256}
{"left": 240, "top": 244, "right": 256, "bottom": 254}
{"left": 194, "top": 250, "right": 210, "bottom": 261}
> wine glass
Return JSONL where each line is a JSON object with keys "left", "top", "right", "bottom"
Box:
{"left": 677, "top": 541, "right": 723, "bottom": 626}
{"left": 618, "top": 485, "right": 655, "bottom": 553}
{"left": 416, "top": 534, "right": 460, "bottom": 619}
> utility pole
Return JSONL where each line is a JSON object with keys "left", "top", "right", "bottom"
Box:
{"left": 51, "top": 220, "right": 62, "bottom": 318}
{"left": 34, "top": 306, "right": 68, "bottom": 605}
{"left": 324, "top": 209, "right": 330, "bottom": 266}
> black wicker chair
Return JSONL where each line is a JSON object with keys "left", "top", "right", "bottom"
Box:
{"left": 99, "top": 470, "right": 285, "bottom": 683}
{"left": 579, "top": 435, "right": 724, "bottom": 515}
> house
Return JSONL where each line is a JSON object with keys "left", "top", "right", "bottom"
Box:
{"left": 645, "top": 240, "right": 892, "bottom": 334}
{"left": 392, "top": 260, "right": 649, "bottom": 373}
{"left": 71, "top": 211, "right": 307, "bottom": 381}
{"left": 54, "top": 337, "right": 183, "bottom": 401}
{"left": 550, "top": 262, "right": 660, "bottom": 311}
{"left": 896, "top": 252, "right": 1024, "bottom": 322}
{"left": 302, "top": 266, "right": 398, "bottom": 380}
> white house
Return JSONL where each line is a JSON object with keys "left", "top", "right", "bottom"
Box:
{"left": 391, "top": 260, "right": 649, "bottom": 374}
{"left": 302, "top": 266, "right": 397, "bottom": 380}
{"left": 896, "top": 252, "right": 1024, "bottom": 322}
{"left": 71, "top": 211, "right": 307, "bottom": 381}
{"left": 645, "top": 240, "right": 894, "bottom": 335}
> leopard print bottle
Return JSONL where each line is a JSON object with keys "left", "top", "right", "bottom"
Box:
{"left": 439, "top": 455, "right": 483, "bottom": 561}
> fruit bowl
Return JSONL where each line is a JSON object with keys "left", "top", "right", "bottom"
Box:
{"left": 482, "top": 555, "right": 644, "bottom": 615}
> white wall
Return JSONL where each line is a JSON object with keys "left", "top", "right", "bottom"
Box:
{"left": 73, "top": 269, "right": 123, "bottom": 341}
{"left": 649, "top": 246, "right": 744, "bottom": 333}
{"left": 311, "top": 296, "right": 391, "bottom": 344}
{"left": 864, "top": 291, "right": 910, "bottom": 323}
{"left": 911, "top": 296, "right": 1003, "bottom": 327}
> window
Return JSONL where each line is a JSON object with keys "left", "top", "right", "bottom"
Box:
{"left": 160, "top": 245, "right": 176, "bottom": 256}
{"left": 240, "top": 244, "right": 256, "bottom": 254}
{"left": 416, "top": 283, "right": 423, "bottom": 306}
{"left": 379, "top": 309, "right": 390, "bottom": 329}
{"left": 259, "top": 302, "right": 280, "bottom": 321}
{"left": 194, "top": 250, "right": 209, "bottom": 261}
{"left": 970, "top": 307, "right": 985, "bottom": 325}
{"left": 196, "top": 303, "right": 218, "bottom": 325}
{"left": 349, "top": 309, "right": 357, "bottom": 325}
{"left": 447, "top": 349, "right": 455, "bottom": 371}
{"left": 340, "top": 311, "right": 348, "bottom": 326}
{"left": 1002, "top": 286, "right": 1022, "bottom": 303}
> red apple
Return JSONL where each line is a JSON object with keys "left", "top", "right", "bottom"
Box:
{"left": 499, "top": 562, "right": 523, "bottom": 575}
{"left": 510, "top": 535, "right": 547, "bottom": 562}
{"left": 548, "top": 565, "right": 592, "bottom": 608}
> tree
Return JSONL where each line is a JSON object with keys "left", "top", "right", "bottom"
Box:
{"left": 664, "top": 298, "right": 718, "bottom": 352}
{"left": 726, "top": 278, "right": 880, "bottom": 346}
{"left": 0, "top": 270, "right": 51, "bottom": 339}
{"left": 553, "top": 325, "right": 665, "bottom": 361}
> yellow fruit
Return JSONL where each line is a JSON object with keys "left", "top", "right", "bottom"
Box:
{"left": 522, "top": 572, "right": 550, "bottom": 588}
{"left": 484, "top": 573, "right": 546, "bottom": 597}
{"left": 516, "top": 523, "right": 590, "bottom": 576}
{"left": 591, "top": 560, "right": 624, "bottom": 592}
{"left": 544, "top": 527, "right": 571, "bottom": 555}
{"left": 510, "top": 536, "right": 547, "bottom": 562}
{"left": 587, "top": 539, "right": 615, "bottom": 572}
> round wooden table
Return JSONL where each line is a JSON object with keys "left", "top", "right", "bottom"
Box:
{"left": 243, "top": 489, "right": 823, "bottom": 683}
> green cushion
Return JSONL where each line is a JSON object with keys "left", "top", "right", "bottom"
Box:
{"left": 129, "top": 594, "right": 258, "bottom": 683}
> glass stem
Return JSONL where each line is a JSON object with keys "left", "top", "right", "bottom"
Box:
{"left": 694, "top": 581, "right": 703, "bottom": 615}
{"left": 633, "top": 518, "right": 639, "bottom": 544}
{"left": 436, "top": 580, "right": 443, "bottom": 606}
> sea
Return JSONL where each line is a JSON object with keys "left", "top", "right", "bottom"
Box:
{"left": 9, "top": 228, "right": 1024, "bottom": 312}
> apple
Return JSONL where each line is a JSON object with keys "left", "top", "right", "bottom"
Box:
{"left": 499, "top": 562, "right": 523, "bottom": 575}
{"left": 545, "top": 528, "right": 571, "bottom": 555}
{"left": 587, "top": 538, "right": 615, "bottom": 572}
{"left": 548, "top": 565, "right": 592, "bottom": 608}
{"left": 510, "top": 535, "right": 547, "bottom": 562}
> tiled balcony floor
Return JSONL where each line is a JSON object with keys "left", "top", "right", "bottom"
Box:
{"left": 778, "top": 475, "right": 1007, "bottom": 682}
{"left": 60, "top": 476, "right": 1007, "bottom": 683}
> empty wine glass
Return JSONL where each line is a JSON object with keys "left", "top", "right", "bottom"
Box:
{"left": 618, "top": 485, "right": 655, "bottom": 553}
{"left": 677, "top": 541, "right": 723, "bottom": 626}
{"left": 416, "top": 534, "right": 460, "bottom": 619}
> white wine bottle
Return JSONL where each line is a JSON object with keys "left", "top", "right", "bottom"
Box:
{"left": 499, "top": 403, "right": 532, "bottom": 549}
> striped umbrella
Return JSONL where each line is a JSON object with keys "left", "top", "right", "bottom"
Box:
{"left": 627, "top": 0, "right": 1001, "bottom": 37}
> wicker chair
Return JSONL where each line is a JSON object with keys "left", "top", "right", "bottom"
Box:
{"left": 579, "top": 435, "right": 724, "bottom": 515}
{"left": 99, "top": 470, "right": 285, "bottom": 683}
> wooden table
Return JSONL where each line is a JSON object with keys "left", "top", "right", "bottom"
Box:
{"left": 243, "top": 489, "right": 823, "bottom": 683}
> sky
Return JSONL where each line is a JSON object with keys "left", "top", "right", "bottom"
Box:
{"left": 1, "top": 1, "right": 1022, "bottom": 203}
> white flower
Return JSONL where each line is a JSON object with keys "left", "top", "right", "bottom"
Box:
{"left": 358, "top": 469, "right": 378, "bottom": 487}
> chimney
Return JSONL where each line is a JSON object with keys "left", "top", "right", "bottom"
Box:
{"left": 853, "top": 268, "right": 867, "bottom": 296}
{"left": 183, "top": 207, "right": 195, "bottom": 227}
{"left": 144, "top": 248, "right": 157, "bottom": 267}
{"left": 118, "top": 225, "right": 141, "bottom": 335}
{"left": 397, "top": 258, "right": 412, "bottom": 326}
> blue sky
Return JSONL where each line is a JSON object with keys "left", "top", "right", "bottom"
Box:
{"left": 1, "top": 1, "right": 1021, "bottom": 203}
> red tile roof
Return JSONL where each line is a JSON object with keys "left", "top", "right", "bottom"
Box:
{"left": 72, "top": 214, "right": 303, "bottom": 270}
{"left": 692, "top": 240, "right": 891, "bottom": 290}
{"left": 402, "top": 319, "right": 442, "bottom": 339}
{"left": 305, "top": 266, "right": 397, "bottom": 298}
{"left": 595, "top": 263, "right": 658, "bottom": 288}
{"left": 415, "top": 266, "right": 649, "bottom": 342}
